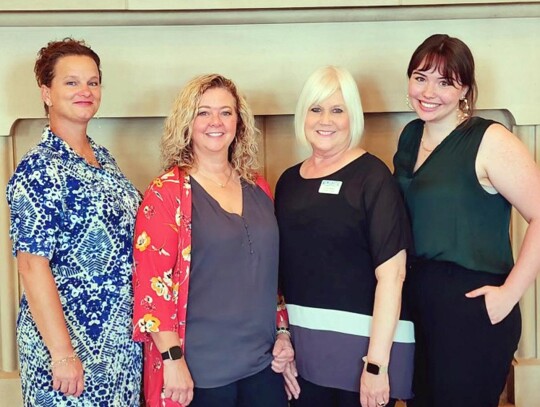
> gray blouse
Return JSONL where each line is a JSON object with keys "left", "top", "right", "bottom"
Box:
{"left": 185, "top": 178, "right": 279, "bottom": 388}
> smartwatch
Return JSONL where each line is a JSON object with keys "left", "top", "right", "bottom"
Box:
{"left": 161, "top": 346, "right": 183, "bottom": 361}
{"left": 362, "top": 356, "right": 387, "bottom": 375}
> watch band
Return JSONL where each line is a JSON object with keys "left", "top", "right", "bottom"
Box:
{"left": 161, "top": 345, "right": 183, "bottom": 361}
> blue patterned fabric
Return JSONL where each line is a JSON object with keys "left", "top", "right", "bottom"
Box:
{"left": 7, "top": 127, "right": 142, "bottom": 406}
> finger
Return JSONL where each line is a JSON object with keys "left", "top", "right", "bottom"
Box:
{"left": 52, "top": 378, "right": 61, "bottom": 391}
{"left": 66, "top": 380, "right": 77, "bottom": 396}
{"left": 163, "top": 387, "right": 172, "bottom": 399}
{"left": 465, "top": 286, "right": 489, "bottom": 297}
{"left": 285, "top": 385, "right": 292, "bottom": 400}
{"left": 74, "top": 378, "right": 84, "bottom": 397}
{"left": 185, "top": 388, "right": 194, "bottom": 406}
{"left": 60, "top": 380, "right": 69, "bottom": 394}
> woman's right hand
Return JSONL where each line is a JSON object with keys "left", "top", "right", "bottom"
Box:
{"left": 52, "top": 356, "right": 84, "bottom": 397}
{"left": 162, "top": 358, "right": 194, "bottom": 406}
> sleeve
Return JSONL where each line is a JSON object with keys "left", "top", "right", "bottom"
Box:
{"left": 7, "top": 158, "right": 63, "bottom": 259}
{"left": 132, "top": 177, "right": 182, "bottom": 342}
{"left": 364, "top": 161, "right": 412, "bottom": 268}
{"left": 255, "top": 174, "right": 289, "bottom": 326}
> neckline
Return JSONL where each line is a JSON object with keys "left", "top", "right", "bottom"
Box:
{"left": 297, "top": 152, "right": 371, "bottom": 181}
{"left": 412, "top": 119, "right": 468, "bottom": 176}
{"left": 191, "top": 176, "right": 244, "bottom": 217}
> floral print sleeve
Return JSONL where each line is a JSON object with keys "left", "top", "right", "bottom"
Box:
{"left": 133, "top": 168, "right": 191, "bottom": 342}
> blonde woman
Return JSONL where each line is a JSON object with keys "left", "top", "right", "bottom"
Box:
{"left": 133, "top": 74, "right": 293, "bottom": 407}
{"left": 275, "top": 66, "right": 414, "bottom": 407}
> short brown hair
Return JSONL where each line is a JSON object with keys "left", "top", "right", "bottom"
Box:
{"left": 34, "top": 38, "right": 101, "bottom": 114}
{"left": 407, "top": 34, "right": 477, "bottom": 115}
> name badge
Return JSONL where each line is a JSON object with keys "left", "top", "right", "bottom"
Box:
{"left": 318, "top": 180, "right": 342, "bottom": 195}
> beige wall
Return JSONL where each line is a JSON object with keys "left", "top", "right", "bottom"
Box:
{"left": 1, "top": 2, "right": 539, "bottom": 406}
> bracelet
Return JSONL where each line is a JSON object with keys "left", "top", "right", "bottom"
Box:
{"left": 51, "top": 353, "right": 79, "bottom": 370}
{"left": 276, "top": 327, "right": 291, "bottom": 337}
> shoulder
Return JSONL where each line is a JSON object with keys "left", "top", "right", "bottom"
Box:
{"left": 352, "top": 153, "right": 393, "bottom": 181}
{"left": 254, "top": 174, "right": 273, "bottom": 199}
{"left": 141, "top": 167, "right": 187, "bottom": 205}
{"left": 276, "top": 162, "right": 301, "bottom": 184}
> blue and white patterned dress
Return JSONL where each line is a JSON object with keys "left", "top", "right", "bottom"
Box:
{"left": 7, "top": 126, "right": 142, "bottom": 406}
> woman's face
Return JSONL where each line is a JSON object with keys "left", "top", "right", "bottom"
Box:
{"left": 304, "top": 90, "right": 350, "bottom": 157}
{"left": 191, "top": 87, "right": 238, "bottom": 159}
{"left": 41, "top": 55, "right": 101, "bottom": 125}
{"left": 408, "top": 63, "right": 468, "bottom": 126}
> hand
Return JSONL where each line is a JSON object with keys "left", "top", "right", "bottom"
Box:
{"left": 360, "top": 369, "right": 389, "bottom": 407}
{"left": 283, "top": 360, "right": 300, "bottom": 400}
{"left": 271, "top": 334, "right": 294, "bottom": 373}
{"left": 52, "top": 356, "right": 84, "bottom": 397}
{"left": 162, "top": 358, "right": 194, "bottom": 406}
{"left": 465, "top": 285, "right": 519, "bottom": 324}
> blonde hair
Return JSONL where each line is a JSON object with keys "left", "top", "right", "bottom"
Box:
{"left": 294, "top": 66, "right": 364, "bottom": 149}
{"left": 161, "top": 74, "right": 260, "bottom": 183}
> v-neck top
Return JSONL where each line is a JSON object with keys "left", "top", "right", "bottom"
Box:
{"left": 186, "top": 177, "right": 279, "bottom": 387}
{"left": 393, "top": 117, "right": 513, "bottom": 275}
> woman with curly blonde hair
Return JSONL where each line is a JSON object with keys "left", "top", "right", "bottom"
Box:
{"left": 133, "top": 74, "right": 294, "bottom": 407}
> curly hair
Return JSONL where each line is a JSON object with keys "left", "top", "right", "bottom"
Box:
{"left": 34, "top": 37, "right": 101, "bottom": 115}
{"left": 161, "top": 74, "right": 260, "bottom": 183}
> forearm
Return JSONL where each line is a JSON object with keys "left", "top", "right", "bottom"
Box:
{"left": 367, "top": 250, "right": 406, "bottom": 366}
{"left": 18, "top": 252, "right": 74, "bottom": 360}
{"left": 504, "top": 218, "right": 540, "bottom": 300}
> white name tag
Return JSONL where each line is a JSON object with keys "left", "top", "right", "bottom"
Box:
{"left": 318, "top": 180, "right": 342, "bottom": 195}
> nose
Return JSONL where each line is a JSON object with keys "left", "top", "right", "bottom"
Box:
{"left": 422, "top": 82, "right": 436, "bottom": 99}
{"left": 319, "top": 110, "right": 332, "bottom": 125}
{"left": 78, "top": 84, "right": 92, "bottom": 97}
{"left": 209, "top": 112, "right": 223, "bottom": 126}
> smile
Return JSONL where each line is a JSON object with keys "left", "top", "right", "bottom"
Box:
{"left": 420, "top": 101, "right": 439, "bottom": 109}
{"left": 206, "top": 132, "right": 224, "bottom": 137}
{"left": 317, "top": 130, "right": 335, "bottom": 136}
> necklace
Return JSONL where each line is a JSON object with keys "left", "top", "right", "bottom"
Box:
{"left": 420, "top": 136, "right": 435, "bottom": 153}
{"left": 197, "top": 167, "right": 234, "bottom": 188}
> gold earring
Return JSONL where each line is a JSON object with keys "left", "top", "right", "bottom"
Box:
{"left": 458, "top": 97, "right": 470, "bottom": 120}
{"left": 406, "top": 94, "right": 414, "bottom": 111}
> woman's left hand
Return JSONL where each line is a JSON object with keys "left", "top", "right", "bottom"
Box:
{"left": 271, "top": 334, "right": 294, "bottom": 373}
{"left": 360, "top": 370, "right": 390, "bottom": 407}
{"left": 465, "top": 285, "right": 519, "bottom": 324}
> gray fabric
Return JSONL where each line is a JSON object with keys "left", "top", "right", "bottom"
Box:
{"left": 185, "top": 179, "right": 279, "bottom": 388}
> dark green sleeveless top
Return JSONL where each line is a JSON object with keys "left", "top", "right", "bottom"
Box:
{"left": 393, "top": 117, "right": 513, "bottom": 275}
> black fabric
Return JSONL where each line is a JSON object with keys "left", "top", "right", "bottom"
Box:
{"left": 393, "top": 117, "right": 513, "bottom": 275}
{"left": 405, "top": 258, "right": 521, "bottom": 407}
{"left": 291, "top": 375, "right": 397, "bottom": 407}
{"left": 189, "top": 365, "right": 287, "bottom": 407}
{"left": 275, "top": 153, "right": 411, "bottom": 315}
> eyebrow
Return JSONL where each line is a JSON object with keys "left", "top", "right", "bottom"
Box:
{"left": 412, "top": 70, "right": 448, "bottom": 80}
{"left": 197, "top": 105, "right": 234, "bottom": 109}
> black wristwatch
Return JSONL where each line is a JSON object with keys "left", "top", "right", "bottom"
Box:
{"left": 362, "top": 356, "right": 387, "bottom": 375}
{"left": 161, "top": 346, "right": 183, "bottom": 361}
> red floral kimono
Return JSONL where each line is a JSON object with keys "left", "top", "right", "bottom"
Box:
{"left": 132, "top": 167, "right": 287, "bottom": 407}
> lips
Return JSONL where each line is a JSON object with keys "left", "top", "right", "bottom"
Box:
{"left": 419, "top": 101, "right": 439, "bottom": 109}
{"left": 316, "top": 130, "right": 335, "bottom": 136}
{"left": 206, "top": 132, "right": 224, "bottom": 137}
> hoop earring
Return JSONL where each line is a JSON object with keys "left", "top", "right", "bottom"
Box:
{"left": 406, "top": 94, "right": 414, "bottom": 111}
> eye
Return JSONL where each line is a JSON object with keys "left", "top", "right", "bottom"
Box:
{"left": 197, "top": 110, "right": 209, "bottom": 116}
{"left": 309, "top": 107, "right": 321, "bottom": 113}
{"left": 332, "top": 108, "right": 344, "bottom": 114}
{"left": 221, "top": 111, "right": 233, "bottom": 116}
{"left": 440, "top": 80, "right": 450, "bottom": 87}
{"left": 414, "top": 76, "right": 425, "bottom": 83}
{"left": 66, "top": 81, "right": 77, "bottom": 86}
{"left": 89, "top": 81, "right": 100, "bottom": 87}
